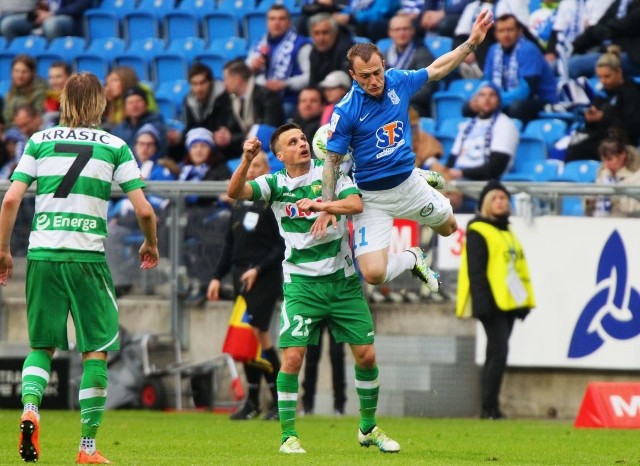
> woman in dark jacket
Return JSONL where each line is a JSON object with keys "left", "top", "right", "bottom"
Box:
{"left": 457, "top": 181, "right": 535, "bottom": 419}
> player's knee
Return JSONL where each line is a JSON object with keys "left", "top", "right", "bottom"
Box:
{"left": 282, "top": 350, "right": 304, "bottom": 373}
{"left": 354, "top": 345, "right": 376, "bottom": 368}
{"left": 359, "top": 266, "right": 386, "bottom": 285}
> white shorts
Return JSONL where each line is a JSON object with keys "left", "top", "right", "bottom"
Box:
{"left": 352, "top": 170, "right": 452, "bottom": 257}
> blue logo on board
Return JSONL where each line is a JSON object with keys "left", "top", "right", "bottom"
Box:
{"left": 568, "top": 231, "right": 640, "bottom": 358}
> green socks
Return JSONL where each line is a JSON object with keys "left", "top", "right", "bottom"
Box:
{"left": 21, "top": 350, "right": 52, "bottom": 406}
{"left": 79, "top": 359, "right": 108, "bottom": 439}
{"left": 276, "top": 371, "right": 299, "bottom": 443}
{"left": 355, "top": 365, "right": 379, "bottom": 433}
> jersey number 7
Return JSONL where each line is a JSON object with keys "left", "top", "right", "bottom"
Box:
{"left": 53, "top": 143, "right": 93, "bottom": 198}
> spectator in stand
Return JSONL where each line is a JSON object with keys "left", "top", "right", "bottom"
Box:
{"left": 42, "top": 61, "right": 70, "bottom": 127}
{"left": 569, "top": 0, "right": 640, "bottom": 79}
{"left": 0, "top": 0, "right": 92, "bottom": 40}
{"left": 566, "top": 46, "right": 640, "bottom": 163}
{"left": 483, "top": 13, "right": 557, "bottom": 124}
{"left": 296, "top": 0, "right": 348, "bottom": 35}
{"left": 416, "top": 0, "right": 473, "bottom": 38}
{"left": 289, "top": 86, "right": 324, "bottom": 144}
{"left": 456, "top": 180, "right": 534, "bottom": 420}
{"left": 527, "top": 0, "right": 558, "bottom": 51}
{"left": 308, "top": 13, "right": 354, "bottom": 87}
{"left": 111, "top": 86, "right": 167, "bottom": 158}
{"left": 207, "top": 151, "right": 285, "bottom": 421}
{"left": 453, "top": 0, "right": 530, "bottom": 77}
{"left": 180, "top": 127, "right": 232, "bottom": 305}
{"left": 170, "top": 63, "right": 230, "bottom": 162}
{"left": 319, "top": 70, "right": 351, "bottom": 125}
{"left": 218, "top": 59, "right": 285, "bottom": 160}
{"left": 585, "top": 132, "right": 640, "bottom": 218}
{"left": 103, "top": 67, "right": 157, "bottom": 131}
{"left": 333, "top": 0, "right": 401, "bottom": 43}
{"left": 0, "top": 1, "right": 38, "bottom": 38}
{"left": 106, "top": 124, "right": 176, "bottom": 296}
{"left": 3, "top": 54, "right": 47, "bottom": 127}
{"left": 7, "top": 103, "right": 43, "bottom": 170}
{"left": 544, "top": 0, "right": 614, "bottom": 78}
{"left": 383, "top": 13, "right": 437, "bottom": 117}
{"left": 429, "top": 81, "right": 519, "bottom": 211}
{"left": 246, "top": 4, "right": 312, "bottom": 118}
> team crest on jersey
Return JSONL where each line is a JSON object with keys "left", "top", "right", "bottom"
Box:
{"left": 311, "top": 184, "right": 322, "bottom": 196}
{"left": 387, "top": 89, "right": 400, "bottom": 105}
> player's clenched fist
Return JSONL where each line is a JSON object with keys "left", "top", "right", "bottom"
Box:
{"left": 242, "top": 137, "right": 262, "bottom": 162}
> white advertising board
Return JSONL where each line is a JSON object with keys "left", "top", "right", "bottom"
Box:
{"left": 441, "top": 215, "right": 640, "bottom": 369}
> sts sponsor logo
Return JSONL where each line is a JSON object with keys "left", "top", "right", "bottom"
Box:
{"left": 375, "top": 121, "right": 405, "bottom": 158}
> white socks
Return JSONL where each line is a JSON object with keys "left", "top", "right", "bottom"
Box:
{"left": 384, "top": 250, "right": 417, "bottom": 282}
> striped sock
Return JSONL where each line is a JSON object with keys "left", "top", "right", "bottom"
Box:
{"left": 355, "top": 365, "right": 379, "bottom": 433}
{"left": 21, "top": 350, "right": 52, "bottom": 407}
{"left": 276, "top": 371, "right": 299, "bottom": 443}
{"left": 79, "top": 359, "right": 108, "bottom": 441}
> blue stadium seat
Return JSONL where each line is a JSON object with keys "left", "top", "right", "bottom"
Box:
{"left": 74, "top": 53, "right": 110, "bottom": 78}
{"left": 432, "top": 92, "right": 466, "bottom": 125}
{"left": 0, "top": 53, "right": 15, "bottom": 82}
{"left": 248, "top": 124, "right": 276, "bottom": 148}
{"left": 97, "top": 0, "right": 138, "bottom": 19}
{"left": 376, "top": 38, "right": 392, "bottom": 53}
{"left": 209, "top": 37, "right": 248, "bottom": 60}
{"left": 136, "top": 0, "right": 177, "bottom": 18}
{"left": 227, "top": 157, "right": 242, "bottom": 173}
{"left": 561, "top": 196, "right": 584, "bottom": 216}
{"left": 34, "top": 52, "right": 65, "bottom": 79}
{"left": 47, "top": 36, "right": 86, "bottom": 62}
{"left": 195, "top": 53, "right": 225, "bottom": 78}
{"left": 523, "top": 118, "right": 567, "bottom": 152}
{"left": 551, "top": 160, "right": 600, "bottom": 183}
{"left": 112, "top": 53, "right": 150, "bottom": 80}
{"left": 243, "top": 11, "right": 267, "bottom": 47}
{"left": 164, "top": 11, "right": 200, "bottom": 42}
{"left": 0, "top": 37, "right": 6, "bottom": 50}
{"left": 0, "top": 79, "right": 10, "bottom": 96}
{"left": 84, "top": 9, "right": 120, "bottom": 41}
{"left": 152, "top": 53, "right": 188, "bottom": 84}
{"left": 85, "top": 37, "right": 127, "bottom": 61}
{"left": 256, "top": 0, "right": 301, "bottom": 13}
{"left": 166, "top": 37, "right": 206, "bottom": 65}
{"left": 218, "top": 0, "right": 254, "bottom": 21}
{"left": 425, "top": 35, "right": 452, "bottom": 58}
{"left": 122, "top": 11, "right": 160, "bottom": 43}
{"left": 177, "top": 0, "right": 216, "bottom": 18}
{"left": 127, "top": 37, "right": 165, "bottom": 56}
{"left": 447, "top": 78, "right": 481, "bottom": 99}
{"left": 203, "top": 12, "right": 239, "bottom": 42}
{"left": 419, "top": 117, "right": 436, "bottom": 134}
{"left": 436, "top": 117, "right": 469, "bottom": 137}
{"left": 156, "top": 79, "right": 189, "bottom": 108}
{"left": 502, "top": 159, "right": 562, "bottom": 182}
{"left": 353, "top": 36, "right": 371, "bottom": 44}
{"left": 438, "top": 135, "right": 456, "bottom": 165}
{"left": 155, "top": 96, "right": 177, "bottom": 120}
{"left": 7, "top": 35, "right": 47, "bottom": 55}
{"left": 513, "top": 136, "right": 547, "bottom": 172}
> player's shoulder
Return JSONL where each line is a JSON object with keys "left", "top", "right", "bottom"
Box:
{"left": 334, "top": 87, "right": 360, "bottom": 116}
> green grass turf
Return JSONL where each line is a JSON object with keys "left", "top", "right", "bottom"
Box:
{"left": 2, "top": 410, "right": 639, "bottom": 465}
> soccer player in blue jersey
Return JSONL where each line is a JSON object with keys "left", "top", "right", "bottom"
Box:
{"left": 322, "top": 10, "right": 494, "bottom": 291}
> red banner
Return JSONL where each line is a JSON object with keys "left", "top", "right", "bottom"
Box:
{"left": 575, "top": 382, "right": 640, "bottom": 428}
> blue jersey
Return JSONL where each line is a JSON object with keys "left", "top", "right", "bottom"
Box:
{"left": 327, "top": 68, "right": 429, "bottom": 186}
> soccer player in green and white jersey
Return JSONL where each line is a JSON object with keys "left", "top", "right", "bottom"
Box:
{"left": 0, "top": 72, "right": 159, "bottom": 464}
{"left": 228, "top": 123, "right": 400, "bottom": 455}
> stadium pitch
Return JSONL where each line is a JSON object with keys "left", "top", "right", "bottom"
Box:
{"left": 1, "top": 410, "right": 637, "bottom": 464}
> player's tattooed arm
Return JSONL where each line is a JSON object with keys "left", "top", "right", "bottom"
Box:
{"left": 322, "top": 151, "right": 342, "bottom": 202}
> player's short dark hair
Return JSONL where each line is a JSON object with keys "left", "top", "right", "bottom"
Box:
{"left": 270, "top": 123, "right": 301, "bottom": 154}
{"left": 347, "top": 43, "right": 384, "bottom": 70}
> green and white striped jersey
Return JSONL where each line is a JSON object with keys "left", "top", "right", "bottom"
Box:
{"left": 249, "top": 159, "right": 360, "bottom": 283}
{"left": 10, "top": 126, "right": 145, "bottom": 262}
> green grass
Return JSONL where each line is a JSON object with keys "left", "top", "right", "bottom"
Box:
{"left": 2, "top": 410, "right": 639, "bottom": 465}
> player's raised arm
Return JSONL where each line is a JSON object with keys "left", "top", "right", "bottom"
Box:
{"left": 426, "top": 9, "right": 493, "bottom": 82}
{"left": 322, "top": 151, "right": 342, "bottom": 202}
{"left": 228, "top": 137, "right": 262, "bottom": 200}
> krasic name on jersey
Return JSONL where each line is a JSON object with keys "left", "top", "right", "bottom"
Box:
{"left": 41, "top": 128, "right": 110, "bottom": 144}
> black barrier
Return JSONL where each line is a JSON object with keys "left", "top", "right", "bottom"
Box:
{"left": 0, "top": 357, "right": 70, "bottom": 409}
